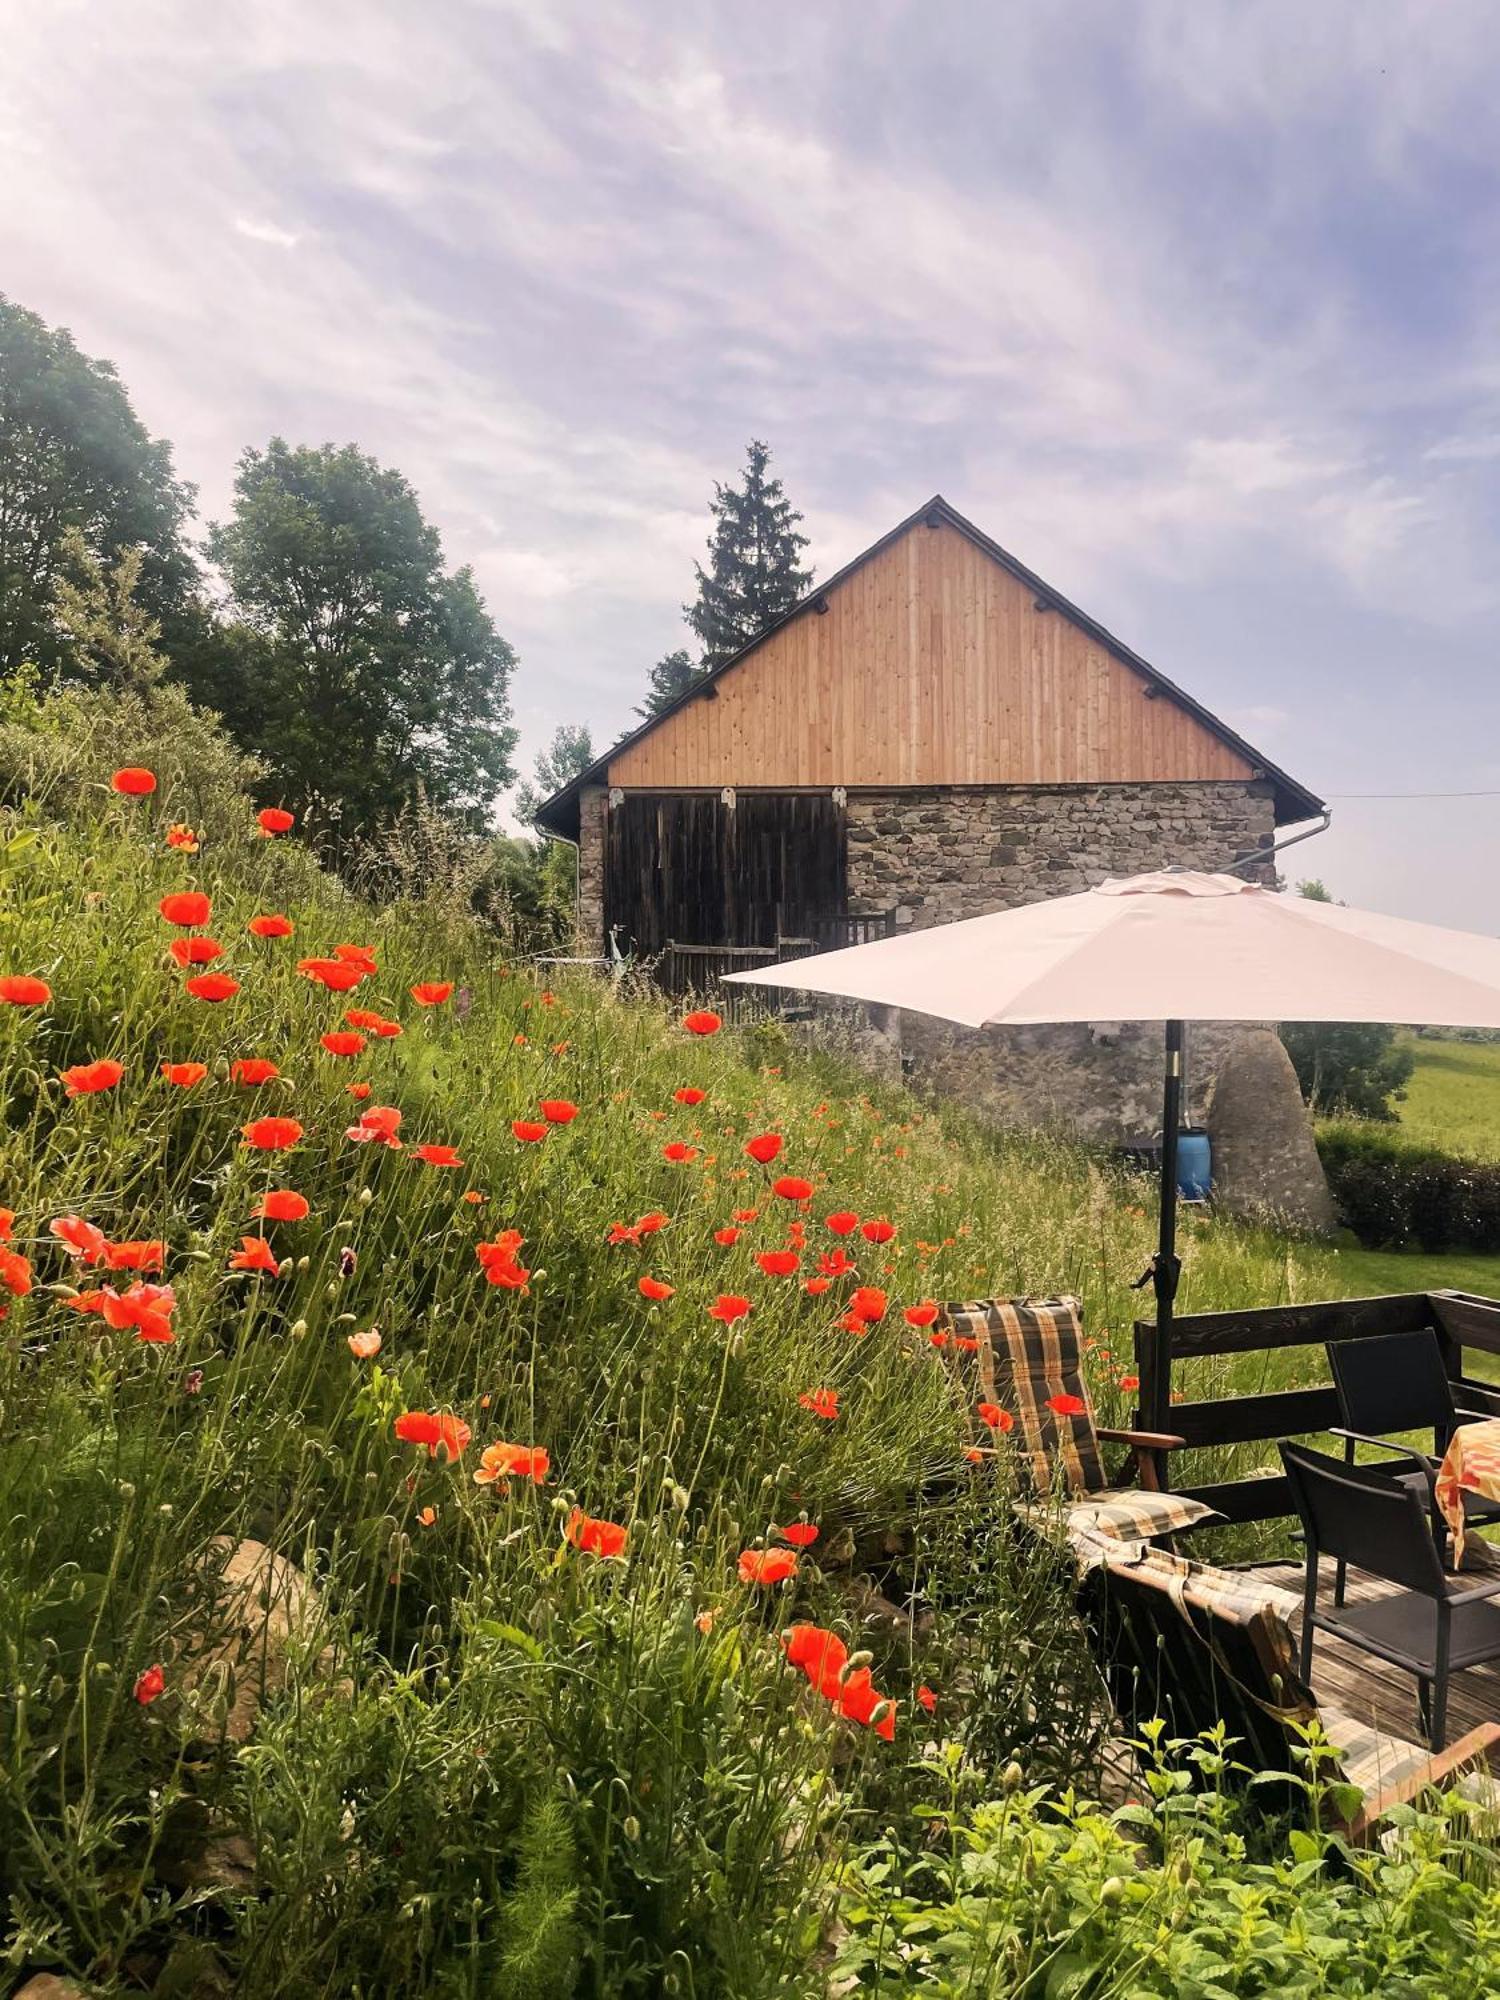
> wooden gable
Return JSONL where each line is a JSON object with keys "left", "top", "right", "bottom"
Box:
{"left": 607, "top": 515, "right": 1256, "bottom": 792}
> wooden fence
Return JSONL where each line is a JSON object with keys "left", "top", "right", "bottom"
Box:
{"left": 1134, "top": 1289, "right": 1500, "bottom": 1523}
{"left": 653, "top": 912, "right": 895, "bottom": 1024}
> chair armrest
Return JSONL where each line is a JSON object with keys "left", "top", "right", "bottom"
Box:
{"left": 1096, "top": 1427, "right": 1187, "bottom": 1451}
{"left": 1351, "top": 1721, "right": 1500, "bottom": 1841}
{"left": 1329, "top": 1428, "right": 1438, "bottom": 1473}
{"left": 1454, "top": 1407, "right": 1500, "bottom": 1426}
{"left": 1449, "top": 1574, "right": 1500, "bottom": 1605}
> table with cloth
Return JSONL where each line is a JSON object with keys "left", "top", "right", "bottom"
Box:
{"left": 1435, "top": 1418, "right": 1500, "bottom": 1565}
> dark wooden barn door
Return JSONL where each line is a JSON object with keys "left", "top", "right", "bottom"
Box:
{"left": 603, "top": 793, "right": 847, "bottom": 953}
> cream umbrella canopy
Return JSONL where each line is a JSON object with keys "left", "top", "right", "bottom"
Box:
{"left": 724, "top": 870, "right": 1500, "bottom": 1431}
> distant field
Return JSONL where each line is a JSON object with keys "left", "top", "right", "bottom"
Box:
{"left": 1393, "top": 1033, "right": 1500, "bottom": 1157}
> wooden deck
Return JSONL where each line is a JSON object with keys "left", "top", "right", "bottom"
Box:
{"left": 1252, "top": 1542, "right": 1500, "bottom": 1745}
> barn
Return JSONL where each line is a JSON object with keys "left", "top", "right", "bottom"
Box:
{"left": 535, "top": 495, "right": 1323, "bottom": 977}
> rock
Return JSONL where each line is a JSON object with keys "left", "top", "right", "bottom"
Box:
{"left": 1207, "top": 1030, "right": 1338, "bottom": 1236}
{"left": 13, "top": 1978, "right": 89, "bottom": 2000}
{"left": 179, "top": 1538, "right": 335, "bottom": 1743}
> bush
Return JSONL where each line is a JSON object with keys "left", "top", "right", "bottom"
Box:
{"left": 1280, "top": 1019, "right": 1414, "bottom": 1121}
{"left": 1318, "top": 1123, "right": 1500, "bottom": 1252}
{"left": 836, "top": 1731, "right": 1500, "bottom": 1994}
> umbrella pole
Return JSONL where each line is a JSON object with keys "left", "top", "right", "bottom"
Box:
{"left": 1143, "top": 1018, "right": 1185, "bottom": 1439}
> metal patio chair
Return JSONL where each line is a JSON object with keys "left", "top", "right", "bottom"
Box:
{"left": 1280, "top": 1438, "right": 1500, "bottom": 1749}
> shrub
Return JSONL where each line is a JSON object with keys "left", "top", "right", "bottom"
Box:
{"left": 1318, "top": 1123, "right": 1500, "bottom": 1252}
{"left": 1280, "top": 1019, "right": 1414, "bottom": 1121}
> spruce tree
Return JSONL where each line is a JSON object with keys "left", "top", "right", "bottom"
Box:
{"left": 684, "top": 441, "right": 813, "bottom": 670}
{"left": 636, "top": 647, "right": 699, "bottom": 720}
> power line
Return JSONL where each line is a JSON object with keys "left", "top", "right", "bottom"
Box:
{"left": 1326, "top": 787, "right": 1500, "bottom": 801}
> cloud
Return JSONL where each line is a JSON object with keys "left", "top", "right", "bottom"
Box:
{"left": 233, "top": 217, "right": 302, "bottom": 250}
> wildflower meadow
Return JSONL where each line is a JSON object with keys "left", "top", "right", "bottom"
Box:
{"left": 2, "top": 684, "right": 1497, "bottom": 1997}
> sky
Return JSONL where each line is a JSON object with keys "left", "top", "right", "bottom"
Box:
{"left": 6, "top": 0, "right": 1500, "bottom": 926}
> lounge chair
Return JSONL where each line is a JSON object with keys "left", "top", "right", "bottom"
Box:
{"left": 940, "top": 1294, "right": 1215, "bottom": 1543}
{"left": 1076, "top": 1532, "right": 1500, "bottom": 1841}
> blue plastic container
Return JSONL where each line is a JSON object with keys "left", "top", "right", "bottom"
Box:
{"left": 1176, "top": 1128, "right": 1212, "bottom": 1202}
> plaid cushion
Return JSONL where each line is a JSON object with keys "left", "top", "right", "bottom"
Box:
{"left": 1321, "top": 1709, "right": 1445, "bottom": 1801}
{"left": 944, "top": 1295, "right": 1105, "bottom": 1495}
{"left": 1022, "top": 1488, "right": 1220, "bottom": 1546}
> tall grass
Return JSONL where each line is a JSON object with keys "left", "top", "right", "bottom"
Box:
{"left": 0, "top": 684, "right": 1464, "bottom": 1995}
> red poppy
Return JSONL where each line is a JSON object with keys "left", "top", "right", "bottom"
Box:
{"left": 916, "top": 1683, "right": 937, "bottom": 1713}
{"left": 977, "top": 1401, "right": 1008, "bottom": 1432}
{"left": 333, "top": 943, "right": 378, "bottom": 971}
{"left": 738, "top": 1547, "right": 798, "bottom": 1586}
{"left": 134, "top": 1663, "right": 166, "bottom": 1704}
{"left": 860, "top": 1219, "right": 896, "bottom": 1245}
{"left": 713, "top": 1226, "right": 741, "bottom": 1246}
{"left": 1046, "top": 1393, "right": 1087, "bottom": 1417}
{"left": 52, "top": 1215, "right": 108, "bottom": 1264}
{"left": 160, "top": 1060, "right": 207, "bottom": 1087}
{"left": 734, "top": 1206, "right": 759, "bottom": 1223}
{"left": 0, "top": 1245, "right": 32, "bottom": 1297}
{"left": 0, "top": 975, "right": 51, "bottom": 1006}
{"left": 473, "top": 1441, "right": 550, "bottom": 1486}
{"left": 819, "top": 1248, "right": 857, "bottom": 1276}
{"left": 231, "top": 1058, "right": 280, "bottom": 1085}
{"left": 410, "top": 981, "right": 454, "bottom": 1006}
{"left": 248, "top": 914, "right": 294, "bottom": 939}
{"left": 681, "top": 1009, "right": 722, "bottom": 1036}
{"left": 803, "top": 1276, "right": 832, "bottom": 1296}
{"left": 112, "top": 767, "right": 157, "bottom": 795}
{"left": 256, "top": 1190, "right": 310, "bottom": 1222}
{"left": 637, "top": 1211, "right": 668, "bottom": 1235}
{"left": 837, "top": 1666, "right": 895, "bottom": 1738}
{"left": 104, "top": 1240, "right": 163, "bottom": 1273}
{"left": 230, "top": 1235, "right": 282, "bottom": 1276}
{"left": 673, "top": 1086, "right": 706, "bottom": 1106}
{"left": 776, "top": 1522, "right": 820, "bottom": 1547}
{"left": 755, "top": 1250, "right": 799, "bottom": 1278}
{"left": 476, "top": 1232, "right": 530, "bottom": 1288}
{"left": 773, "top": 1176, "right": 814, "bottom": 1202}
{"left": 169, "top": 936, "right": 223, "bottom": 968}
{"left": 709, "top": 1293, "right": 752, "bottom": 1324}
{"left": 298, "top": 957, "right": 364, "bottom": 992}
{"left": 638, "top": 1275, "right": 675, "bottom": 1301}
{"left": 0, "top": 1208, "right": 13, "bottom": 1240}
{"left": 784, "top": 1624, "right": 848, "bottom": 1697}
{"left": 241, "top": 1115, "right": 303, "bottom": 1151}
{"left": 60, "top": 1059, "right": 124, "bottom": 1097}
{"left": 414, "top": 1143, "right": 464, "bottom": 1167}
{"left": 564, "top": 1506, "right": 629, "bottom": 1558}
{"left": 159, "top": 891, "right": 211, "bottom": 928}
{"left": 539, "top": 1098, "right": 578, "bottom": 1125}
{"left": 512, "top": 1120, "right": 548, "bottom": 1144}
{"left": 346, "top": 1105, "right": 403, "bottom": 1147}
{"left": 185, "top": 972, "right": 240, "bottom": 1003}
{"left": 100, "top": 1280, "right": 176, "bottom": 1344}
{"left": 662, "top": 1141, "right": 698, "bottom": 1162}
{"left": 166, "top": 823, "right": 198, "bottom": 852}
{"left": 347, "top": 1080, "right": 372, "bottom": 1099}
{"left": 394, "top": 1410, "right": 472, "bottom": 1458}
{"left": 1119, "top": 1373, "right": 1140, "bottom": 1393}
{"left": 903, "top": 1302, "right": 940, "bottom": 1329}
{"left": 799, "top": 1387, "right": 839, "bottom": 1420}
{"left": 462, "top": 1189, "right": 486, "bottom": 1204}
{"left": 345, "top": 1008, "right": 401, "bottom": 1037}
{"left": 257, "top": 807, "right": 295, "bottom": 835}
{"left": 320, "top": 1031, "right": 366, "bottom": 1057}
{"left": 744, "top": 1133, "right": 783, "bottom": 1164}
{"left": 825, "top": 1211, "right": 860, "bottom": 1236}
{"left": 848, "top": 1286, "right": 888, "bottom": 1324}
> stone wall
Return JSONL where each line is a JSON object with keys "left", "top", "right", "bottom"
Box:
{"left": 845, "top": 780, "right": 1276, "bottom": 926}
{"left": 575, "top": 786, "right": 607, "bottom": 956}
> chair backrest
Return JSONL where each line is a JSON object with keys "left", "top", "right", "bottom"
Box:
{"left": 1076, "top": 1546, "right": 1324, "bottom": 1805}
{"left": 941, "top": 1295, "right": 1104, "bottom": 1495}
{"left": 1327, "top": 1328, "right": 1455, "bottom": 1438}
{"left": 1278, "top": 1439, "right": 1447, "bottom": 1597}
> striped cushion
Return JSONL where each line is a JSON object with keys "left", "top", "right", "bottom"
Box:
{"left": 1321, "top": 1710, "right": 1446, "bottom": 1801}
{"left": 944, "top": 1295, "right": 1105, "bottom": 1495}
{"left": 1022, "top": 1488, "right": 1220, "bottom": 1546}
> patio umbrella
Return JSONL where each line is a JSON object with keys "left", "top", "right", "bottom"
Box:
{"left": 723, "top": 870, "right": 1500, "bottom": 1432}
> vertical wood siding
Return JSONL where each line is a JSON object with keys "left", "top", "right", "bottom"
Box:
{"left": 606, "top": 519, "right": 1256, "bottom": 791}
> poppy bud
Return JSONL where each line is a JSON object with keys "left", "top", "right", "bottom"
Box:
{"left": 622, "top": 1815, "right": 640, "bottom": 1842}
{"left": 846, "top": 1649, "right": 873, "bottom": 1671}
{"left": 295, "top": 1256, "right": 309, "bottom": 1272}
{"left": 1100, "top": 1877, "right": 1126, "bottom": 1906}
{"left": 1002, "top": 1759, "right": 1024, "bottom": 1792}
{"left": 290, "top": 1319, "right": 309, "bottom": 1340}
{"left": 729, "top": 1331, "right": 745, "bottom": 1358}
{"left": 325, "top": 1282, "right": 339, "bottom": 1298}
{"left": 358, "top": 1187, "right": 375, "bottom": 1206}
{"left": 670, "top": 1484, "right": 689, "bottom": 1512}
{"left": 339, "top": 1248, "right": 357, "bottom": 1276}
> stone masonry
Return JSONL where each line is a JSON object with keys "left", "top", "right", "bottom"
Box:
{"left": 574, "top": 785, "right": 607, "bottom": 956}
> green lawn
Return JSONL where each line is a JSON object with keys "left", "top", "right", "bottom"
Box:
{"left": 1394, "top": 1033, "right": 1500, "bottom": 1158}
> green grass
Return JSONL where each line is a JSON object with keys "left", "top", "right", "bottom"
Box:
{"left": 1384, "top": 1033, "right": 1500, "bottom": 1159}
